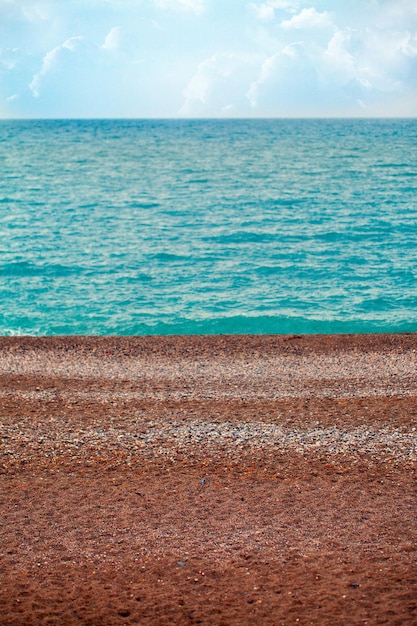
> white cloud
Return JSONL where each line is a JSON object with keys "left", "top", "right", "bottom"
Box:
{"left": 247, "top": 32, "right": 359, "bottom": 112}
{"left": 247, "top": 44, "right": 312, "bottom": 108}
{"left": 102, "top": 26, "right": 122, "bottom": 51}
{"left": 281, "top": 7, "right": 334, "bottom": 30}
{"left": 181, "top": 57, "right": 214, "bottom": 108}
{"left": 323, "top": 29, "right": 357, "bottom": 84}
{"left": 2, "top": 0, "right": 417, "bottom": 118}
{"left": 29, "top": 37, "right": 85, "bottom": 97}
{"left": 246, "top": 52, "right": 278, "bottom": 106}
{"left": 400, "top": 31, "right": 417, "bottom": 57}
{"left": 323, "top": 25, "right": 417, "bottom": 96}
{"left": 153, "top": 0, "right": 205, "bottom": 14}
{"left": 251, "top": 3, "right": 275, "bottom": 21}
{"left": 0, "top": 47, "right": 19, "bottom": 70}
{"left": 246, "top": 4, "right": 417, "bottom": 118}
{"left": 249, "top": 0, "right": 298, "bottom": 21}
{"left": 180, "top": 54, "right": 235, "bottom": 112}
{"left": 181, "top": 53, "right": 257, "bottom": 115}
{"left": 21, "top": 3, "right": 51, "bottom": 23}
{"left": 21, "top": 28, "right": 186, "bottom": 118}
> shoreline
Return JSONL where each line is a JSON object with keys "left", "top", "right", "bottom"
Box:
{"left": 1, "top": 333, "right": 416, "bottom": 624}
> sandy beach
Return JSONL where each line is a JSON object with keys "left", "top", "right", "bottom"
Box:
{"left": 1, "top": 334, "right": 416, "bottom": 625}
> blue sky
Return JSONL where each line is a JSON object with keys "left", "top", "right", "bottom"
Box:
{"left": 1, "top": 0, "right": 416, "bottom": 118}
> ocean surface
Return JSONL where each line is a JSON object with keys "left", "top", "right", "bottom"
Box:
{"left": 1, "top": 118, "right": 417, "bottom": 336}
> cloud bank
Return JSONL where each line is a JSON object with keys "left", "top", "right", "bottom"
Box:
{"left": 1, "top": 0, "right": 416, "bottom": 117}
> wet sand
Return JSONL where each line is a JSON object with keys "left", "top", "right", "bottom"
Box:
{"left": 1, "top": 334, "right": 416, "bottom": 625}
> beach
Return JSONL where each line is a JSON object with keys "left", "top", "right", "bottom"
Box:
{"left": 1, "top": 334, "right": 416, "bottom": 625}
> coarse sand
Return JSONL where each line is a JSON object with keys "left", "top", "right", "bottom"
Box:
{"left": 0, "top": 334, "right": 416, "bottom": 625}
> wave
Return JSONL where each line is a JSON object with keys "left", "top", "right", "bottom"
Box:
{"left": 205, "top": 232, "right": 277, "bottom": 244}
{"left": 52, "top": 315, "right": 416, "bottom": 337}
{"left": 0, "top": 261, "right": 83, "bottom": 278}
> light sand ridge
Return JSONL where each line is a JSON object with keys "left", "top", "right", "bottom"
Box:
{"left": 1, "top": 348, "right": 417, "bottom": 381}
{"left": 2, "top": 419, "right": 416, "bottom": 464}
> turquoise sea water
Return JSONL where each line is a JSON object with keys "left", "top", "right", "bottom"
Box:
{"left": 1, "top": 118, "right": 417, "bottom": 336}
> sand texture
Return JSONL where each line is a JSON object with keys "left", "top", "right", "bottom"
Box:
{"left": 1, "top": 334, "right": 416, "bottom": 625}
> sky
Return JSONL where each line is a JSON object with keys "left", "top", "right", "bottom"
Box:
{"left": 1, "top": 0, "right": 417, "bottom": 118}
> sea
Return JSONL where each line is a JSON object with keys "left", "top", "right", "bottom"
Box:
{"left": 1, "top": 118, "right": 417, "bottom": 336}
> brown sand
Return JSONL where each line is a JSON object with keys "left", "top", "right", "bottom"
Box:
{"left": 0, "top": 334, "right": 416, "bottom": 625}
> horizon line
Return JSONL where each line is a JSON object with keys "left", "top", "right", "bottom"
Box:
{"left": 1, "top": 115, "right": 417, "bottom": 122}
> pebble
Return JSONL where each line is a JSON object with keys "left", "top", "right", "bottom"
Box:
{"left": 1, "top": 338, "right": 417, "bottom": 468}
{"left": 1, "top": 417, "right": 416, "bottom": 467}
